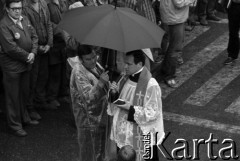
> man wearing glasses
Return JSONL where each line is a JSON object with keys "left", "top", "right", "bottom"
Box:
{"left": 0, "top": 0, "right": 39, "bottom": 137}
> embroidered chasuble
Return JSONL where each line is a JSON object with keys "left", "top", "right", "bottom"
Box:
{"left": 108, "top": 67, "right": 165, "bottom": 161}
{"left": 69, "top": 57, "right": 108, "bottom": 161}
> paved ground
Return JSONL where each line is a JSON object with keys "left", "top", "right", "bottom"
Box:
{"left": 1, "top": 13, "right": 240, "bottom": 161}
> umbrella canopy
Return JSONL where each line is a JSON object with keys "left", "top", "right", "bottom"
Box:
{"left": 58, "top": 4, "right": 165, "bottom": 53}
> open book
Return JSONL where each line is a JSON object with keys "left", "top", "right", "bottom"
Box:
{"left": 113, "top": 99, "right": 126, "bottom": 105}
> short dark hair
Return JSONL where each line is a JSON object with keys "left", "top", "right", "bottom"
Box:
{"left": 77, "top": 44, "right": 93, "bottom": 58}
{"left": 117, "top": 145, "right": 136, "bottom": 161}
{"left": 126, "top": 50, "right": 145, "bottom": 66}
{"left": 6, "top": 0, "right": 22, "bottom": 8}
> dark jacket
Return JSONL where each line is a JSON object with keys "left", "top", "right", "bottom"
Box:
{"left": 0, "top": 0, "right": 5, "bottom": 20}
{"left": 0, "top": 15, "right": 38, "bottom": 73}
{"left": 48, "top": 1, "right": 67, "bottom": 65}
{"left": 23, "top": 0, "right": 53, "bottom": 47}
{"left": 48, "top": 0, "right": 68, "bottom": 25}
{"left": 48, "top": 2, "right": 62, "bottom": 25}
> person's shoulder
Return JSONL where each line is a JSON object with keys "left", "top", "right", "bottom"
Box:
{"left": 22, "top": 5, "right": 32, "bottom": 15}
{"left": 23, "top": 4, "right": 31, "bottom": 10}
{"left": 21, "top": 15, "right": 32, "bottom": 27}
{"left": 71, "top": 62, "right": 85, "bottom": 75}
{"left": 148, "top": 77, "right": 159, "bottom": 87}
{"left": 0, "top": 15, "right": 10, "bottom": 28}
{"left": 22, "top": 15, "right": 29, "bottom": 21}
{"left": 0, "top": 16, "right": 6, "bottom": 26}
{"left": 39, "top": 0, "right": 49, "bottom": 8}
{"left": 47, "top": 2, "right": 54, "bottom": 7}
{"left": 47, "top": 2, "right": 55, "bottom": 10}
{"left": 149, "top": 77, "right": 158, "bottom": 83}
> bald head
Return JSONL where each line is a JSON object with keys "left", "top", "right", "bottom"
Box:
{"left": 117, "top": 145, "right": 136, "bottom": 161}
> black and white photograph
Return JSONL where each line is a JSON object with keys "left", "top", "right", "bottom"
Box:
{"left": 0, "top": 0, "right": 240, "bottom": 161}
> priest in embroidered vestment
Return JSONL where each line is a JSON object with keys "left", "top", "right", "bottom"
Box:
{"left": 69, "top": 45, "right": 109, "bottom": 161}
{"left": 108, "top": 50, "right": 165, "bottom": 161}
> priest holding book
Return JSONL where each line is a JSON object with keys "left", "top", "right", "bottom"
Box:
{"left": 108, "top": 50, "right": 165, "bottom": 161}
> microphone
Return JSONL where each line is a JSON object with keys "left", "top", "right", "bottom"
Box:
{"left": 108, "top": 72, "right": 125, "bottom": 103}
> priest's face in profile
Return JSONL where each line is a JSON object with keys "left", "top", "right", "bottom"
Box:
{"left": 124, "top": 55, "right": 143, "bottom": 76}
{"left": 81, "top": 50, "right": 97, "bottom": 70}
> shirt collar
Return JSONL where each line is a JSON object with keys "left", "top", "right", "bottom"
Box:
{"left": 8, "top": 15, "right": 23, "bottom": 24}
{"left": 131, "top": 67, "right": 143, "bottom": 77}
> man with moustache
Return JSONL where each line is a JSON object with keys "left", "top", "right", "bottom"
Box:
{"left": 0, "top": 0, "right": 39, "bottom": 136}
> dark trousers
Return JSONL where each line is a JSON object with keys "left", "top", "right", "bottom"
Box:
{"left": 3, "top": 70, "right": 31, "bottom": 131}
{"left": 59, "top": 60, "right": 69, "bottom": 97}
{"left": 160, "top": 23, "right": 184, "bottom": 80}
{"left": 47, "top": 60, "right": 69, "bottom": 102}
{"left": 227, "top": 2, "right": 240, "bottom": 59}
{"left": 47, "top": 63, "right": 61, "bottom": 102}
{"left": 27, "top": 55, "right": 39, "bottom": 110}
{"left": 35, "top": 54, "right": 49, "bottom": 104}
{"left": 197, "top": 0, "right": 217, "bottom": 18}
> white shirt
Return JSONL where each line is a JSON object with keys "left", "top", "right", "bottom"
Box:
{"left": 9, "top": 15, "right": 23, "bottom": 29}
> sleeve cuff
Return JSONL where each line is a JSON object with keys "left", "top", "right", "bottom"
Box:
{"left": 127, "top": 105, "right": 136, "bottom": 123}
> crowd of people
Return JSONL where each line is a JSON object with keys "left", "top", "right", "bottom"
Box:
{"left": 0, "top": 0, "right": 235, "bottom": 161}
{"left": 0, "top": 0, "right": 71, "bottom": 137}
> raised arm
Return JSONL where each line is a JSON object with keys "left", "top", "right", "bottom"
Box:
{"left": 73, "top": 69, "right": 108, "bottom": 105}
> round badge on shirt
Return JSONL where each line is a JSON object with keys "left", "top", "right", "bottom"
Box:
{"left": 14, "top": 32, "right": 20, "bottom": 39}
